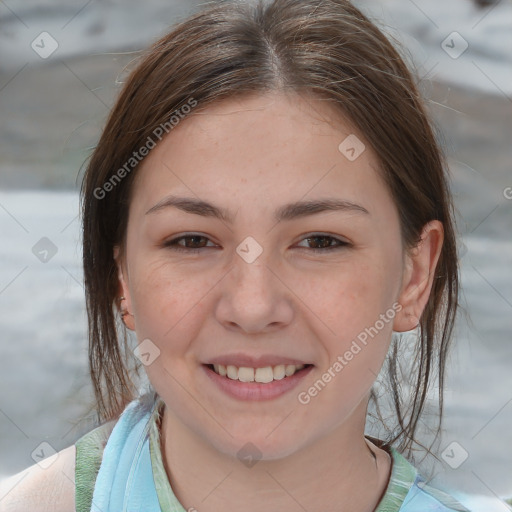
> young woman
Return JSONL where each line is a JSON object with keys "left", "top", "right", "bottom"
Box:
{"left": 1, "top": 1, "right": 476, "bottom": 510}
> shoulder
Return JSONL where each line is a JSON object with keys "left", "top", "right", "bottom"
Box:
{"left": 0, "top": 394, "right": 161, "bottom": 512}
{"left": 0, "top": 419, "right": 117, "bottom": 512}
{"left": 0, "top": 444, "right": 76, "bottom": 512}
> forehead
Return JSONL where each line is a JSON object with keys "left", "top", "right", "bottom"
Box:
{"left": 129, "top": 92, "right": 391, "bottom": 218}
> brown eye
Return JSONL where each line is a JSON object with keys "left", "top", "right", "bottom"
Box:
{"left": 297, "top": 234, "right": 350, "bottom": 252}
{"left": 163, "top": 235, "right": 216, "bottom": 253}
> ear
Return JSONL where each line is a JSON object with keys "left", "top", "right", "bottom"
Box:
{"left": 113, "top": 245, "right": 135, "bottom": 331}
{"left": 393, "top": 220, "right": 444, "bottom": 333}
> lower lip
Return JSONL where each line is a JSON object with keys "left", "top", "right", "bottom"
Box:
{"left": 202, "top": 364, "right": 314, "bottom": 401}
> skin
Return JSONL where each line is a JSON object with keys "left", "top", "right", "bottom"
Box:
{"left": 114, "top": 92, "right": 443, "bottom": 512}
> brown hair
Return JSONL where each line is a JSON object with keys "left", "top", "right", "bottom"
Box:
{"left": 80, "top": 0, "right": 459, "bottom": 457}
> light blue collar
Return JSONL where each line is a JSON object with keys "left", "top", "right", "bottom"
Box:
{"left": 90, "top": 393, "right": 161, "bottom": 512}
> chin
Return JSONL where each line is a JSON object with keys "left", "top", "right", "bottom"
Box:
{"left": 208, "top": 427, "right": 309, "bottom": 463}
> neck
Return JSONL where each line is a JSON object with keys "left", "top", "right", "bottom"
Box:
{"left": 159, "top": 401, "right": 391, "bottom": 512}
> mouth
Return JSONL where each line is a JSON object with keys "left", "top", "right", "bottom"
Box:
{"left": 202, "top": 362, "right": 314, "bottom": 401}
{"left": 204, "top": 363, "right": 314, "bottom": 383}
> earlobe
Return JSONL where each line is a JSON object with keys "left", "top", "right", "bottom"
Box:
{"left": 113, "top": 245, "right": 136, "bottom": 331}
{"left": 393, "top": 220, "right": 444, "bottom": 333}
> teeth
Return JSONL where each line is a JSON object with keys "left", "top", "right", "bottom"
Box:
{"left": 211, "top": 363, "right": 306, "bottom": 382}
{"left": 273, "top": 364, "right": 286, "bottom": 380}
{"left": 285, "top": 364, "right": 297, "bottom": 376}
{"left": 238, "top": 367, "right": 254, "bottom": 382}
{"left": 227, "top": 365, "right": 238, "bottom": 380}
{"left": 255, "top": 367, "right": 273, "bottom": 383}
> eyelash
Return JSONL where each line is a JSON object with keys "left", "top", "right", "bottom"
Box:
{"left": 162, "top": 233, "right": 350, "bottom": 253}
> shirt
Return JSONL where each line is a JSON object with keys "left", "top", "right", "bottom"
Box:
{"left": 74, "top": 391, "right": 471, "bottom": 512}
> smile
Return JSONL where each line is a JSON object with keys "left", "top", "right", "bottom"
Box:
{"left": 202, "top": 363, "right": 314, "bottom": 401}
{"left": 209, "top": 363, "right": 309, "bottom": 382}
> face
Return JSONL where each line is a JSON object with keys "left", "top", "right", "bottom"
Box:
{"left": 114, "top": 92, "right": 437, "bottom": 460}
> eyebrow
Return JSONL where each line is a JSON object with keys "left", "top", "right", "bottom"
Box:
{"left": 145, "top": 195, "right": 369, "bottom": 223}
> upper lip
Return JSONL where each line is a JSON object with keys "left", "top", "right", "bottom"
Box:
{"left": 204, "top": 354, "right": 313, "bottom": 368}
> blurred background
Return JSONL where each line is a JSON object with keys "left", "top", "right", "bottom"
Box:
{"left": 0, "top": 0, "right": 511, "bottom": 510}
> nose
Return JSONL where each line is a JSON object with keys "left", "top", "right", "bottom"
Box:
{"left": 214, "top": 250, "right": 294, "bottom": 334}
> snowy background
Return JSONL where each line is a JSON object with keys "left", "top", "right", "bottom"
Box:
{"left": 0, "top": 1, "right": 511, "bottom": 511}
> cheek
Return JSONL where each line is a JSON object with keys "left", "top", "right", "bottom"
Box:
{"left": 129, "top": 262, "right": 213, "bottom": 399}
{"left": 306, "top": 261, "right": 392, "bottom": 335}
{"left": 304, "top": 259, "right": 397, "bottom": 381}
{"left": 296, "top": 266, "right": 396, "bottom": 416}
{"left": 129, "top": 257, "right": 209, "bottom": 349}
